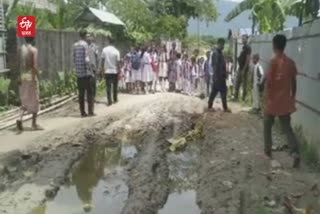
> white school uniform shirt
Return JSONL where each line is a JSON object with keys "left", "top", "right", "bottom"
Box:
{"left": 208, "top": 50, "right": 214, "bottom": 76}
{"left": 253, "top": 63, "right": 264, "bottom": 85}
{"left": 101, "top": 45, "right": 120, "bottom": 74}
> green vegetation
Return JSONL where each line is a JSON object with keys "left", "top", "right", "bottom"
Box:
{"left": 294, "top": 126, "right": 320, "bottom": 171}
{"left": 37, "top": 71, "right": 78, "bottom": 107}
{"left": 0, "top": 77, "right": 11, "bottom": 110}
{"left": 225, "top": 0, "right": 320, "bottom": 33}
{"left": 5, "top": 0, "right": 218, "bottom": 44}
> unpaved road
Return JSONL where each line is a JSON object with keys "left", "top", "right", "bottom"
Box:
{"left": 0, "top": 93, "right": 319, "bottom": 214}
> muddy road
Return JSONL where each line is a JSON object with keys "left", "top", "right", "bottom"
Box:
{"left": 0, "top": 94, "right": 319, "bottom": 214}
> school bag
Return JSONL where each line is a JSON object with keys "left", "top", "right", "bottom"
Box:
{"left": 131, "top": 52, "right": 141, "bottom": 70}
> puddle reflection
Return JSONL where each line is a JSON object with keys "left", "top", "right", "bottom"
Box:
{"left": 31, "top": 143, "right": 136, "bottom": 214}
{"left": 158, "top": 191, "right": 200, "bottom": 214}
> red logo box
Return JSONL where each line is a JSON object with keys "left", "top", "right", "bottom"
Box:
{"left": 17, "top": 16, "right": 35, "bottom": 37}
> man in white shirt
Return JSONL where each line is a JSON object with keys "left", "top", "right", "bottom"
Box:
{"left": 251, "top": 53, "right": 264, "bottom": 113}
{"left": 100, "top": 36, "right": 121, "bottom": 106}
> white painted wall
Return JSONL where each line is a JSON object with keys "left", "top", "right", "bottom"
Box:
{"left": 250, "top": 19, "right": 320, "bottom": 143}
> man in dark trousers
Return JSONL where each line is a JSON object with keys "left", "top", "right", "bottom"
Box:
{"left": 234, "top": 34, "right": 252, "bottom": 101}
{"left": 100, "top": 36, "right": 121, "bottom": 106}
{"left": 208, "top": 38, "right": 231, "bottom": 112}
{"left": 73, "top": 29, "right": 95, "bottom": 117}
{"left": 264, "top": 34, "right": 300, "bottom": 168}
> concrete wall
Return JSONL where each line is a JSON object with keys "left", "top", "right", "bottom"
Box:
{"left": 250, "top": 19, "right": 320, "bottom": 143}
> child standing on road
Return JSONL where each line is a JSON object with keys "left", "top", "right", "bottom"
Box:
{"left": 158, "top": 45, "right": 168, "bottom": 92}
{"left": 264, "top": 34, "right": 300, "bottom": 168}
{"left": 182, "top": 53, "right": 192, "bottom": 95}
{"left": 124, "top": 54, "right": 132, "bottom": 93}
{"left": 226, "top": 57, "right": 234, "bottom": 98}
{"left": 190, "top": 56, "right": 198, "bottom": 95}
{"left": 251, "top": 54, "right": 264, "bottom": 113}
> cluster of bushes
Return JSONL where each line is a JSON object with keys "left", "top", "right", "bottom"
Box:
{"left": 0, "top": 71, "right": 78, "bottom": 113}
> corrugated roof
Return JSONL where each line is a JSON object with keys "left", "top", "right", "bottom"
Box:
{"left": 77, "top": 7, "right": 125, "bottom": 26}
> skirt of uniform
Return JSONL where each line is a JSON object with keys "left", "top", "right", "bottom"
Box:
{"left": 159, "top": 62, "right": 168, "bottom": 78}
{"left": 131, "top": 69, "right": 141, "bottom": 82}
{"left": 141, "top": 65, "right": 153, "bottom": 83}
{"left": 125, "top": 70, "right": 132, "bottom": 83}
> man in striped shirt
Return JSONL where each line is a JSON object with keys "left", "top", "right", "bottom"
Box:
{"left": 73, "top": 29, "right": 95, "bottom": 117}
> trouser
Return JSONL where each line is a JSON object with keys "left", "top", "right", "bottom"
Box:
{"left": 234, "top": 68, "right": 249, "bottom": 100}
{"left": 105, "top": 73, "right": 118, "bottom": 105}
{"left": 206, "top": 78, "right": 211, "bottom": 97}
{"left": 77, "top": 76, "right": 94, "bottom": 115}
{"left": 169, "top": 82, "right": 176, "bottom": 92}
{"left": 264, "top": 114, "right": 300, "bottom": 156}
{"left": 252, "top": 85, "right": 260, "bottom": 109}
{"left": 208, "top": 81, "right": 228, "bottom": 110}
{"left": 92, "top": 73, "right": 97, "bottom": 99}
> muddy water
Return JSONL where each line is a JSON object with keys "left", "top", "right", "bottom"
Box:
{"left": 31, "top": 143, "right": 137, "bottom": 214}
{"left": 160, "top": 145, "right": 200, "bottom": 214}
{"left": 159, "top": 190, "right": 200, "bottom": 214}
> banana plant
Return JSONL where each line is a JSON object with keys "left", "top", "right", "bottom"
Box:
{"left": 225, "top": 0, "right": 319, "bottom": 33}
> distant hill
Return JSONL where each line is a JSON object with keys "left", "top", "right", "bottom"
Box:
{"left": 188, "top": 0, "right": 298, "bottom": 37}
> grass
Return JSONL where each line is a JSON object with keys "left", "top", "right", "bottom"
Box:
{"left": 257, "top": 207, "right": 281, "bottom": 214}
{"left": 96, "top": 79, "right": 106, "bottom": 98}
{"left": 294, "top": 126, "right": 320, "bottom": 171}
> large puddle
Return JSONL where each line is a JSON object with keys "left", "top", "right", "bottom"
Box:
{"left": 30, "top": 138, "right": 201, "bottom": 214}
{"left": 31, "top": 143, "right": 137, "bottom": 214}
{"left": 160, "top": 145, "right": 201, "bottom": 214}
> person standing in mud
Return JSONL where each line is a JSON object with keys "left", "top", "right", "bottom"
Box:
{"left": 208, "top": 38, "right": 231, "bottom": 112}
{"left": 100, "top": 36, "right": 121, "bottom": 106}
{"left": 16, "top": 37, "right": 43, "bottom": 131}
{"left": 87, "top": 34, "right": 99, "bottom": 101}
{"left": 73, "top": 29, "right": 95, "bottom": 117}
{"left": 264, "top": 34, "right": 300, "bottom": 168}
{"left": 234, "top": 34, "right": 252, "bottom": 101}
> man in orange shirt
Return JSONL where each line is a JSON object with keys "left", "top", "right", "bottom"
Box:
{"left": 264, "top": 34, "right": 300, "bottom": 168}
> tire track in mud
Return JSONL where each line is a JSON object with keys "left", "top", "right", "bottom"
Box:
{"left": 121, "top": 130, "right": 170, "bottom": 214}
{"left": 121, "top": 112, "right": 202, "bottom": 214}
{"left": 0, "top": 94, "right": 205, "bottom": 214}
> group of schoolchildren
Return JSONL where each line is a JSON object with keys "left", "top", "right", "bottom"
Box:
{"left": 118, "top": 42, "right": 236, "bottom": 98}
{"left": 117, "top": 41, "right": 266, "bottom": 115}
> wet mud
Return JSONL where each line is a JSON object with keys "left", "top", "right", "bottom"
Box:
{"left": 1, "top": 94, "right": 319, "bottom": 214}
{"left": 0, "top": 94, "right": 205, "bottom": 214}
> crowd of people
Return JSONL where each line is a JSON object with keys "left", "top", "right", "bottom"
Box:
{"left": 119, "top": 43, "right": 209, "bottom": 96}
{"left": 16, "top": 29, "right": 300, "bottom": 168}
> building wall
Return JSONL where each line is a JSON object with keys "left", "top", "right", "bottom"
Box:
{"left": 250, "top": 19, "right": 320, "bottom": 143}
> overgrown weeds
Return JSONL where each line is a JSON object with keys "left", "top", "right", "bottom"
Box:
{"left": 294, "top": 126, "right": 320, "bottom": 171}
{"left": 0, "top": 77, "right": 11, "bottom": 109}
